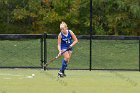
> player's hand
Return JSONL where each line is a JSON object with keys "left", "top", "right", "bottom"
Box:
{"left": 68, "top": 45, "right": 72, "bottom": 50}
{"left": 58, "top": 51, "right": 62, "bottom": 56}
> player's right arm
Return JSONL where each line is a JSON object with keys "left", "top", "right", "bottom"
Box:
{"left": 58, "top": 33, "right": 61, "bottom": 55}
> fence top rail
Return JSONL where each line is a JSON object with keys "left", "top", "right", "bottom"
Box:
{"left": 0, "top": 34, "right": 139, "bottom": 40}
{"left": 0, "top": 34, "right": 43, "bottom": 39}
{"left": 47, "top": 34, "right": 140, "bottom": 40}
{"left": 92, "top": 35, "right": 140, "bottom": 40}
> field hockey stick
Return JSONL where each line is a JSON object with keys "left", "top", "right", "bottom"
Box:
{"left": 44, "top": 47, "right": 72, "bottom": 70}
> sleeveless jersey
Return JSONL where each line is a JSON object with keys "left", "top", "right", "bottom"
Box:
{"left": 60, "top": 30, "right": 72, "bottom": 49}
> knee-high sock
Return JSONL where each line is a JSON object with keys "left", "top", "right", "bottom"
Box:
{"left": 60, "top": 60, "right": 67, "bottom": 73}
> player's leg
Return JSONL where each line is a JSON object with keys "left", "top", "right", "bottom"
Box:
{"left": 63, "top": 51, "right": 72, "bottom": 77}
{"left": 58, "top": 51, "right": 70, "bottom": 77}
{"left": 67, "top": 50, "right": 72, "bottom": 63}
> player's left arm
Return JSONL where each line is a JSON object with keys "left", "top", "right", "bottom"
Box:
{"left": 70, "top": 31, "right": 78, "bottom": 47}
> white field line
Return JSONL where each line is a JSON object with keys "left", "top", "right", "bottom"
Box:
{"left": 0, "top": 73, "right": 34, "bottom": 79}
{"left": 3, "top": 77, "right": 12, "bottom": 79}
{"left": 0, "top": 73, "right": 24, "bottom": 77}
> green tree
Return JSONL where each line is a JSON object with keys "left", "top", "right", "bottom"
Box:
{"left": 12, "top": 0, "right": 49, "bottom": 33}
{"left": 12, "top": 0, "right": 88, "bottom": 34}
{"left": 43, "top": 0, "right": 89, "bottom": 34}
{"left": 0, "top": 0, "right": 139, "bottom": 35}
{"left": 92, "top": 0, "right": 140, "bottom": 35}
{"left": 0, "top": 0, "right": 31, "bottom": 34}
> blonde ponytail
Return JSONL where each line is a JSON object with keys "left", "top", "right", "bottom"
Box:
{"left": 60, "top": 21, "right": 68, "bottom": 29}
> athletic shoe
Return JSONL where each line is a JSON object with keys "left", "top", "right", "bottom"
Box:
{"left": 58, "top": 72, "right": 64, "bottom": 78}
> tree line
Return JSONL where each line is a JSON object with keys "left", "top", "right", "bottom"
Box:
{"left": 0, "top": 0, "right": 140, "bottom": 35}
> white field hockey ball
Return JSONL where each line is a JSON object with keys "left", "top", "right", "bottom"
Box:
{"left": 32, "top": 74, "right": 35, "bottom": 77}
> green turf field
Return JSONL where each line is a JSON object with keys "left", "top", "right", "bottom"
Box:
{"left": 0, "top": 69, "right": 140, "bottom": 93}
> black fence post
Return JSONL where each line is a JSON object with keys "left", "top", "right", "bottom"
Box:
{"left": 44, "top": 32, "right": 47, "bottom": 70}
{"left": 139, "top": 40, "right": 140, "bottom": 72}
{"left": 89, "top": 0, "right": 93, "bottom": 71}
{"left": 40, "top": 34, "right": 44, "bottom": 68}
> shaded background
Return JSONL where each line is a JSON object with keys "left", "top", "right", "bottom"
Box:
{"left": 0, "top": 0, "right": 140, "bottom": 35}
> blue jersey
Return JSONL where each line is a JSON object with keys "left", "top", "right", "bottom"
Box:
{"left": 60, "top": 30, "right": 72, "bottom": 50}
